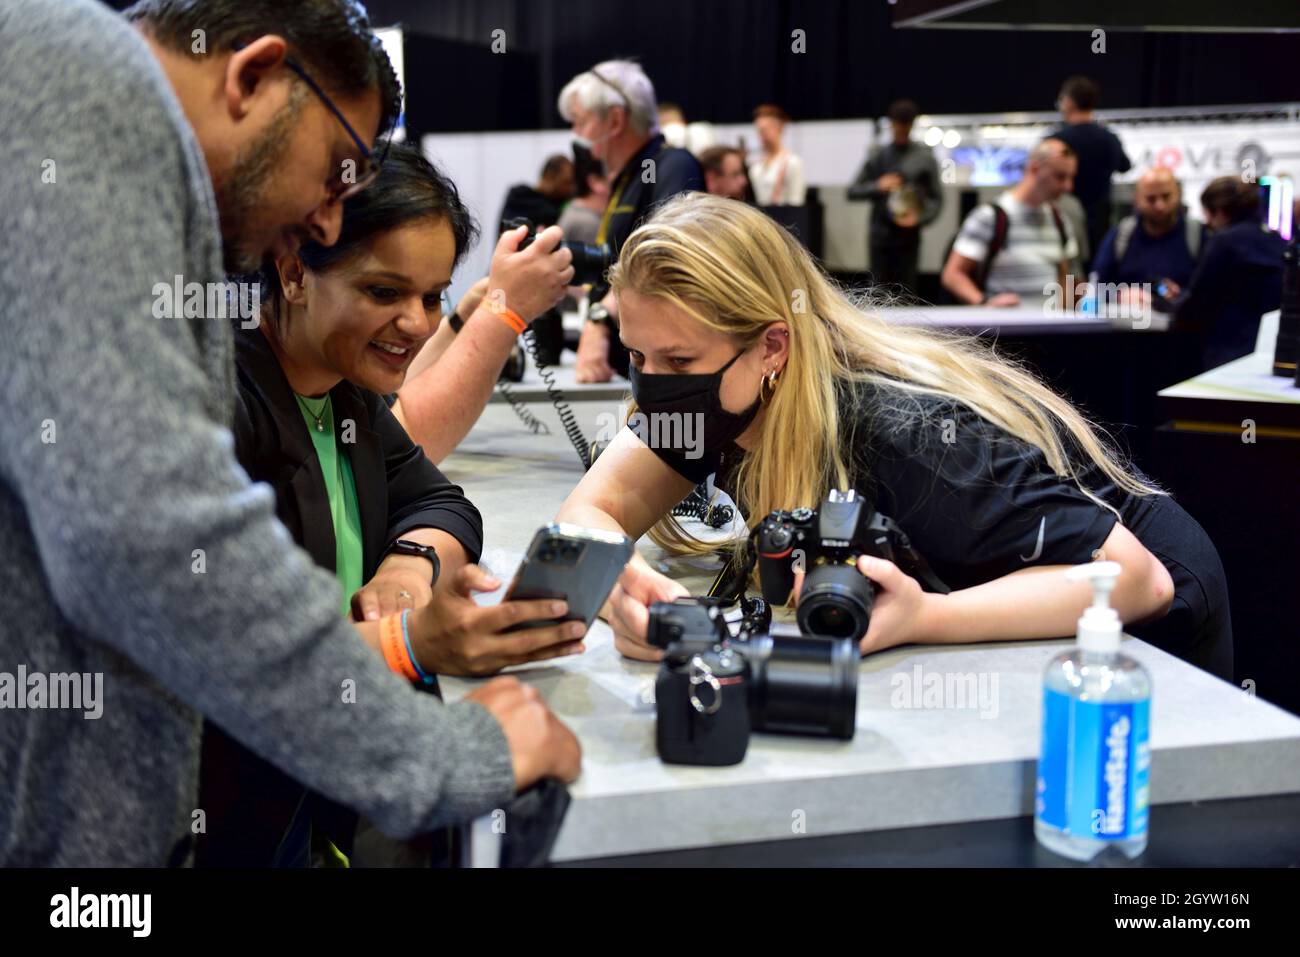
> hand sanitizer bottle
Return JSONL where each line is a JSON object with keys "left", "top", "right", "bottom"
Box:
{"left": 1035, "top": 561, "right": 1151, "bottom": 861}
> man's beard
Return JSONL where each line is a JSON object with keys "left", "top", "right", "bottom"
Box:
{"left": 217, "top": 93, "right": 305, "bottom": 275}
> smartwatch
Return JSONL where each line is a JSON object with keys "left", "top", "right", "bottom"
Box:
{"left": 385, "top": 539, "right": 441, "bottom": 587}
{"left": 587, "top": 302, "right": 612, "bottom": 327}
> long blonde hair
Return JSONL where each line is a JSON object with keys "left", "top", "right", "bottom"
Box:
{"left": 608, "top": 192, "right": 1161, "bottom": 559}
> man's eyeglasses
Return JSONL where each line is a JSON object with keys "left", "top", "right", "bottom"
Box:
{"left": 283, "top": 56, "right": 391, "bottom": 203}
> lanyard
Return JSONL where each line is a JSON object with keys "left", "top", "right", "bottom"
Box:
{"left": 596, "top": 169, "right": 631, "bottom": 246}
{"left": 596, "top": 141, "right": 670, "bottom": 245}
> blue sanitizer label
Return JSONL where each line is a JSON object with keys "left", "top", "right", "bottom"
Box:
{"left": 1036, "top": 689, "right": 1150, "bottom": 839}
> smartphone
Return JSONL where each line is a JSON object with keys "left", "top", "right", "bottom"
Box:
{"left": 502, "top": 523, "right": 635, "bottom": 631}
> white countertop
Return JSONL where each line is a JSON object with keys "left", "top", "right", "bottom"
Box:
{"left": 440, "top": 395, "right": 1300, "bottom": 861}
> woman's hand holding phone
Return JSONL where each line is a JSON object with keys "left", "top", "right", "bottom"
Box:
{"left": 408, "top": 564, "right": 587, "bottom": 677}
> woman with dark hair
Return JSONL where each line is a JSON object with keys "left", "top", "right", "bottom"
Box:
{"left": 198, "top": 143, "right": 582, "bottom": 866}
{"left": 1176, "top": 176, "right": 1284, "bottom": 368}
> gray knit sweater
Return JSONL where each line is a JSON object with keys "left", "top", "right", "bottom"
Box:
{"left": 0, "top": 0, "right": 515, "bottom": 865}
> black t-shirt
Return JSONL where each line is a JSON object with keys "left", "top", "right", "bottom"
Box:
{"left": 1051, "top": 121, "right": 1131, "bottom": 212}
{"left": 646, "top": 378, "right": 1142, "bottom": 591}
{"left": 599, "top": 133, "right": 704, "bottom": 261}
{"left": 836, "top": 380, "right": 1134, "bottom": 590}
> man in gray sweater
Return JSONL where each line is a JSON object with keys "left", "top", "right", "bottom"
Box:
{"left": 0, "top": 0, "right": 579, "bottom": 866}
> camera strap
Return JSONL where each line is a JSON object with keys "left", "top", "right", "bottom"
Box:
{"left": 877, "top": 515, "right": 950, "bottom": 595}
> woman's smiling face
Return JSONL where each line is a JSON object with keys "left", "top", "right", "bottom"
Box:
{"left": 288, "top": 217, "right": 455, "bottom": 394}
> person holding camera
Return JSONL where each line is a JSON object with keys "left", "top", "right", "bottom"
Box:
{"left": 392, "top": 201, "right": 574, "bottom": 464}
{"left": 848, "top": 99, "right": 942, "bottom": 297}
{"left": 557, "top": 59, "right": 704, "bottom": 383}
{"left": 554, "top": 193, "right": 1231, "bottom": 680}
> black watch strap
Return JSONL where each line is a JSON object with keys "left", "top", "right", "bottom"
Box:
{"left": 386, "top": 539, "right": 441, "bottom": 586}
{"left": 447, "top": 310, "right": 464, "bottom": 334}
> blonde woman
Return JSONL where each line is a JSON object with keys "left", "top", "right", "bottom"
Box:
{"left": 556, "top": 193, "right": 1231, "bottom": 679}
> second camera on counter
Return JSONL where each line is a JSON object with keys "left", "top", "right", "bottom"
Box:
{"left": 647, "top": 596, "right": 859, "bottom": 766}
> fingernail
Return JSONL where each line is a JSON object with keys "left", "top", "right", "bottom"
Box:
{"left": 570, "top": 622, "right": 586, "bottom": 638}
{"left": 366, "top": 611, "right": 379, "bottom": 621}
{"left": 569, "top": 643, "right": 585, "bottom": 654}
{"left": 552, "top": 601, "right": 567, "bottom": 616}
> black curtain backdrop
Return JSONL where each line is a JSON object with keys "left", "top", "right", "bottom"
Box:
{"left": 363, "top": 0, "right": 1297, "bottom": 135}
{"left": 105, "top": 0, "right": 1297, "bottom": 135}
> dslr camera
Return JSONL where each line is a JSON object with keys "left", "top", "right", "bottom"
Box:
{"left": 500, "top": 217, "right": 613, "bottom": 288}
{"left": 647, "top": 597, "right": 858, "bottom": 766}
{"left": 754, "top": 489, "right": 947, "bottom": 641}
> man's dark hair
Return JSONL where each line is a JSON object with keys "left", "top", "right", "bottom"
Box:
{"left": 1060, "top": 75, "right": 1100, "bottom": 112}
{"left": 572, "top": 148, "right": 605, "bottom": 199}
{"left": 887, "top": 99, "right": 919, "bottom": 126}
{"left": 697, "top": 145, "right": 742, "bottom": 177}
{"left": 258, "top": 142, "right": 478, "bottom": 312}
{"left": 540, "top": 154, "right": 573, "bottom": 180}
{"left": 753, "top": 103, "right": 789, "bottom": 124}
{"left": 124, "top": 0, "right": 401, "bottom": 137}
{"left": 1201, "top": 176, "right": 1260, "bottom": 223}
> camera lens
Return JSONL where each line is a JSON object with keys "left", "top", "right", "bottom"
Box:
{"left": 797, "top": 562, "right": 874, "bottom": 640}
{"left": 742, "top": 631, "right": 858, "bottom": 740}
{"left": 561, "top": 543, "right": 580, "bottom": 562}
{"left": 564, "top": 241, "right": 612, "bottom": 287}
{"left": 538, "top": 547, "right": 555, "bottom": 562}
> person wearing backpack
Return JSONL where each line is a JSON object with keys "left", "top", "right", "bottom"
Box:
{"left": 1092, "top": 168, "right": 1203, "bottom": 311}
{"left": 942, "top": 139, "right": 1080, "bottom": 307}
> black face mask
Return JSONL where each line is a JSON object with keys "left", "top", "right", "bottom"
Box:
{"left": 628, "top": 349, "right": 762, "bottom": 482}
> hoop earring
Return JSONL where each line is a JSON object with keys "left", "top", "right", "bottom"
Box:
{"left": 759, "top": 368, "right": 780, "bottom": 406}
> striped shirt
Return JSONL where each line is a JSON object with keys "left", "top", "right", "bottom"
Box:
{"left": 953, "top": 191, "right": 1078, "bottom": 301}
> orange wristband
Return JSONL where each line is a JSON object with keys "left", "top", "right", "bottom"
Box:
{"left": 379, "top": 613, "right": 419, "bottom": 682}
{"left": 484, "top": 294, "right": 529, "bottom": 335}
{"left": 495, "top": 306, "right": 528, "bottom": 336}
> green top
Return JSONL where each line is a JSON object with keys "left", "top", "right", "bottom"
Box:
{"left": 295, "top": 392, "right": 365, "bottom": 617}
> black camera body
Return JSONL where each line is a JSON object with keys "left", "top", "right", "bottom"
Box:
{"left": 753, "top": 490, "right": 948, "bottom": 641}
{"left": 501, "top": 217, "right": 613, "bottom": 288}
{"left": 648, "top": 597, "right": 858, "bottom": 766}
{"left": 755, "top": 489, "right": 902, "bottom": 641}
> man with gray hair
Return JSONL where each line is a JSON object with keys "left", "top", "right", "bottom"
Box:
{"left": 558, "top": 60, "right": 703, "bottom": 382}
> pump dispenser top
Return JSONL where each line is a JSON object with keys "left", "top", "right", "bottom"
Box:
{"left": 1066, "top": 561, "right": 1122, "bottom": 654}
